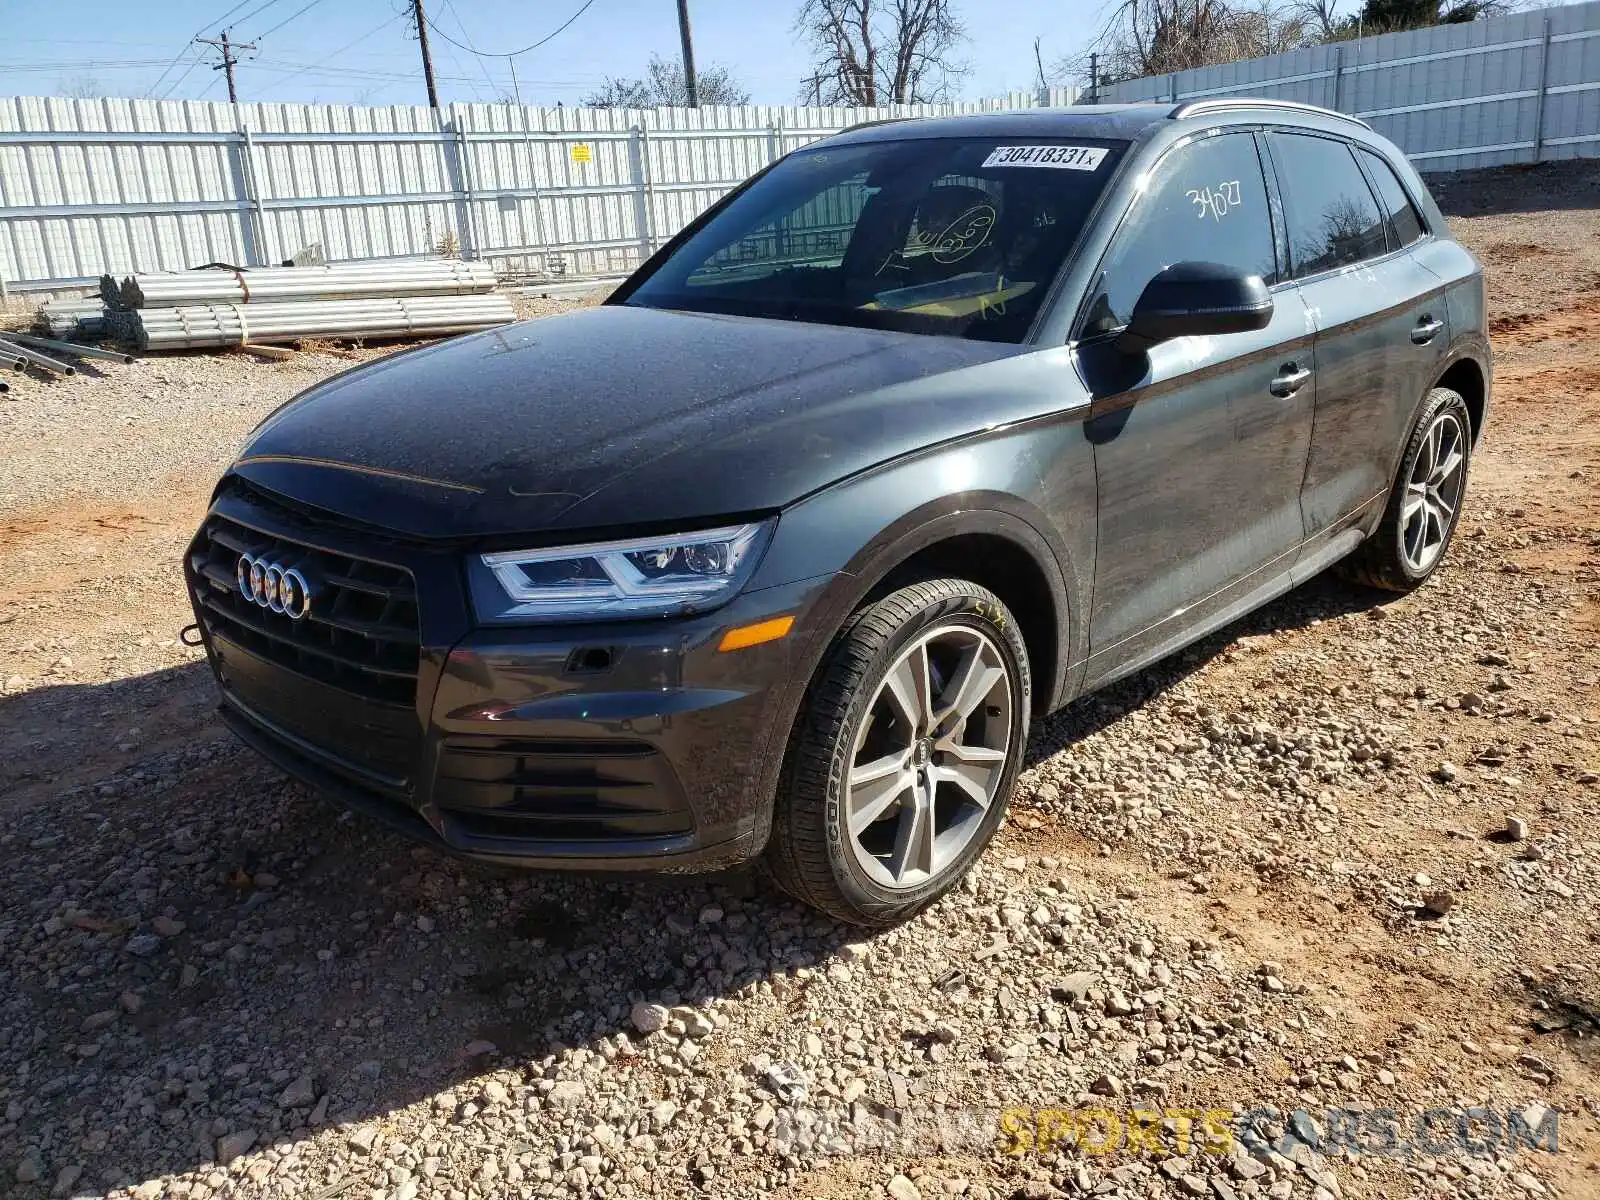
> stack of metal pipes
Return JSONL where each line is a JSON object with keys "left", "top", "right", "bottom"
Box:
{"left": 0, "top": 331, "right": 134, "bottom": 387}
{"left": 38, "top": 296, "right": 107, "bottom": 338}
{"left": 100, "top": 260, "right": 516, "bottom": 351}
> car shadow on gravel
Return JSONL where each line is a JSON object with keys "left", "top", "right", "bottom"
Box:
{"left": 1027, "top": 570, "right": 1392, "bottom": 764}
{"left": 0, "top": 661, "right": 217, "bottom": 818}
{"left": 0, "top": 667, "right": 856, "bottom": 1194}
{"left": 0, "top": 570, "right": 1388, "bottom": 1194}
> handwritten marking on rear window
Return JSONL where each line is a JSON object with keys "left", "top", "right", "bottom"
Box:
{"left": 1187, "top": 180, "right": 1243, "bottom": 221}
{"left": 981, "top": 145, "right": 1107, "bottom": 171}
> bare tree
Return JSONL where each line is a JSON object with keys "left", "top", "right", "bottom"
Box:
{"left": 584, "top": 54, "right": 750, "bottom": 108}
{"left": 1232, "top": 0, "right": 1315, "bottom": 53}
{"left": 1057, "top": 0, "right": 1312, "bottom": 87}
{"left": 61, "top": 74, "right": 107, "bottom": 100}
{"left": 1297, "top": 0, "right": 1347, "bottom": 38}
{"left": 796, "top": 0, "right": 969, "bottom": 106}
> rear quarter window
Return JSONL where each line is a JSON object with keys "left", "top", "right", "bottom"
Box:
{"left": 1358, "top": 147, "right": 1427, "bottom": 248}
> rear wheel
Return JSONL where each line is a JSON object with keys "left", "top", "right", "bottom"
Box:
{"left": 1338, "top": 387, "right": 1472, "bottom": 592}
{"left": 766, "top": 579, "right": 1031, "bottom": 927}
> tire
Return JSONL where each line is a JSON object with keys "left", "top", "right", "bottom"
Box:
{"left": 766, "top": 578, "right": 1032, "bottom": 927}
{"left": 1337, "top": 387, "right": 1473, "bottom": 592}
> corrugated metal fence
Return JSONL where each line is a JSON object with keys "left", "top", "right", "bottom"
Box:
{"left": 0, "top": 88, "right": 1078, "bottom": 293}
{"left": 1099, "top": 0, "right": 1600, "bottom": 170}
{"left": 6, "top": 0, "right": 1598, "bottom": 296}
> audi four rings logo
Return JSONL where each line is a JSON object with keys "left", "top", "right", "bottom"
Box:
{"left": 236, "top": 553, "right": 316, "bottom": 620}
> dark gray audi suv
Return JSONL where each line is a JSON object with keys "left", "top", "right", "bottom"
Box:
{"left": 186, "top": 98, "right": 1489, "bottom": 926}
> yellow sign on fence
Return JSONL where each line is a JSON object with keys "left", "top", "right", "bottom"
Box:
{"left": 570, "top": 143, "right": 593, "bottom": 164}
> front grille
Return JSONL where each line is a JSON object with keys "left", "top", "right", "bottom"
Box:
{"left": 189, "top": 512, "right": 420, "bottom": 708}
{"left": 434, "top": 736, "right": 694, "bottom": 842}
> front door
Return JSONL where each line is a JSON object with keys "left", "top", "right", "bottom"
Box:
{"left": 1076, "top": 129, "right": 1315, "bottom": 688}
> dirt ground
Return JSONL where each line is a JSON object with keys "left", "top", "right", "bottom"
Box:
{"left": 0, "top": 162, "right": 1596, "bottom": 1200}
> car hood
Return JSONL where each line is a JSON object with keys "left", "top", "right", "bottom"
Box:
{"left": 234, "top": 304, "right": 1027, "bottom": 540}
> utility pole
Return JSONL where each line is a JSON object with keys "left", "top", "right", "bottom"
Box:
{"left": 676, "top": 0, "right": 699, "bottom": 107}
{"left": 412, "top": 0, "right": 441, "bottom": 108}
{"left": 197, "top": 31, "right": 255, "bottom": 104}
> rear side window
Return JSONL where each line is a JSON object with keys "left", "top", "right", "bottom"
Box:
{"left": 1268, "top": 133, "right": 1388, "bottom": 278}
{"left": 1081, "top": 131, "right": 1276, "bottom": 337}
{"left": 1358, "top": 147, "right": 1426, "bottom": 248}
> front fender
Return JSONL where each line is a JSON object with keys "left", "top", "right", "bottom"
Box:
{"left": 740, "top": 421, "right": 1096, "bottom": 835}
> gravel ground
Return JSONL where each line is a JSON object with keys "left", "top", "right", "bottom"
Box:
{"left": 0, "top": 290, "right": 599, "bottom": 514}
{"left": 0, "top": 168, "right": 1596, "bottom": 1200}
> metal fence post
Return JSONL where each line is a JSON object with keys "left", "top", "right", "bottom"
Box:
{"left": 767, "top": 121, "right": 780, "bottom": 165}
{"left": 1169, "top": 74, "right": 1179, "bottom": 102}
{"left": 455, "top": 122, "right": 480, "bottom": 260}
{"left": 519, "top": 107, "right": 552, "bottom": 278}
{"left": 1532, "top": 15, "right": 1553, "bottom": 163}
{"left": 629, "top": 125, "right": 656, "bottom": 263}
{"left": 1332, "top": 44, "right": 1345, "bottom": 112}
{"left": 236, "top": 122, "right": 269, "bottom": 266}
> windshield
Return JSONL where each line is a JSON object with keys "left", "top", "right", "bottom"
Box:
{"left": 622, "top": 136, "right": 1128, "bottom": 343}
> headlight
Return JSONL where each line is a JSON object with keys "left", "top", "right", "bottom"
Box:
{"left": 469, "top": 521, "right": 772, "bottom": 623}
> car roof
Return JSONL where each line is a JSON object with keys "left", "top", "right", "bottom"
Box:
{"left": 817, "top": 99, "right": 1371, "bottom": 148}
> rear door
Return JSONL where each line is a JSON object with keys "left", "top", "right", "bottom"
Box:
{"left": 1264, "top": 132, "right": 1449, "bottom": 540}
{"left": 1075, "top": 129, "right": 1315, "bottom": 686}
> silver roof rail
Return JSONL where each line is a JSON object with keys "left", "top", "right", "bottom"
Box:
{"left": 837, "top": 116, "right": 915, "bottom": 134}
{"left": 1170, "top": 97, "right": 1370, "bottom": 130}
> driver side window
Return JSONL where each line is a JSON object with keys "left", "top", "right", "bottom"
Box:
{"left": 1082, "top": 132, "right": 1277, "bottom": 338}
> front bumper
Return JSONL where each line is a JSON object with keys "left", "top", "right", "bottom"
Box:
{"left": 185, "top": 479, "right": 828, "bottom": 872}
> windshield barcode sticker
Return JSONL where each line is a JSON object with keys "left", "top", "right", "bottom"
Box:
{"left": 981, "top": 145, "right": 1107, "bottom": 171}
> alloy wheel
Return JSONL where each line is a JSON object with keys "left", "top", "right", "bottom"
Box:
{"left": 844, "top": 624, "right": 1016, "bottom": 890}
{"left": 1400, "top": 409, "right": 1468, "bottom": 574}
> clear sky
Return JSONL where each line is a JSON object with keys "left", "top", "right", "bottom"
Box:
{"left": 0, "top": 0, "right": 1104, "bottom": 110}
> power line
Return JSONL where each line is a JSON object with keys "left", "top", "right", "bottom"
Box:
{"left": 435, "top": 39, "right": 487, "bottom": 102}
{"left": 422, "top": 0, "right": 598, "bottom": 58}
{"left": 442, "top": 0, "right": 504, "bottom": 98}
{"left": 265, "top": 13, "right": 408, "bottom": 88}
{"left": 158, "top": 50, "right": 210, "bottom": 99}
{"left": 8, "top": 38, "right": 196, "bottom": 49}
{"left": 255, "top": 0, "right": 330, "bottom": 42}
{"left": 3, "top": 53, "right": 601, "bottom": 86}
{"left": 1, "top": 58, "right": 184, "bottom": 73}
{"left": 246, "top": 58, "right": 600, "bottom": 86}
{"left": 226, "top": 0, "right": 293, "bottom": 34}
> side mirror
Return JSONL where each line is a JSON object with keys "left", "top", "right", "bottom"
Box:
{"left": 1116, "top": 261, "right": 1274, "bottom": 354}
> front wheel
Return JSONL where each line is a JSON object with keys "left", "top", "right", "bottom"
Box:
{"left": 1337, "top": 387, "right": 1473, "bottom": 592}
{"left": 766, "top": 579, "right": 1031, "bottom": 927}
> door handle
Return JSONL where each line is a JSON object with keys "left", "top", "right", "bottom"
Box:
{"left": 1411, "top": 316, "right": 1444, "bottom": 344}
{"left": 1270, "top": 364, "right": 1312, "bottom": 397}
